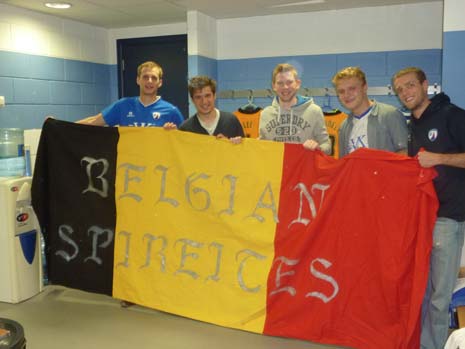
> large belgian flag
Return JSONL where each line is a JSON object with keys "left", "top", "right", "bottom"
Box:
{"left": 32, "top": 118, "right": 438, "bottom": 349}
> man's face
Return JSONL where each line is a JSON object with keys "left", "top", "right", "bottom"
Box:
{"left": 137, "top": 67, "right": 162, "bottom": 96}
{"left": 272, "top": 71, "right": 301, "bottom": 104}
{"left": 191, "top": 86, "right": 216, "bottom": 116}
{"left": 335, "top": 77, "right": 368, "bottom": 115}
{"left": 394, "top": 72, "right": 429, "bottom": 117}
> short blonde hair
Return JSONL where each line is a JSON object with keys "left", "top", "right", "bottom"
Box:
{"left": 272, "top": 63, "right": 299, "bottom": 84}
{"left": 392, "top": 67, "right": 427, "bottom": 87}
{"left": 137, "top": 61, "right": 163, "bottom": 79}
{"left": 332, "top": 66, "right": 366, "bottom": 86}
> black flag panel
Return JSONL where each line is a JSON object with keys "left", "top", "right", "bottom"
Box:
{"left": 32, "top": 119, "right": 118, "bottom": 295}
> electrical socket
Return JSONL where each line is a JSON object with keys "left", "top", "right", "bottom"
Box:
{"left": 0, "top": 96, "right": 5, "bottom": 108}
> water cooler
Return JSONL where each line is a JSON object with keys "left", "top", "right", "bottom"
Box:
{"left": 0, "top": 176, "right": 43, "bottom": 303}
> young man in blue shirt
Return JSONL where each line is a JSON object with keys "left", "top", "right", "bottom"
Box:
{"left": 77, "top": 61, "right": 184, "bottom": 127}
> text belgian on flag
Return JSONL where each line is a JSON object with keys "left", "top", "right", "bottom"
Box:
{"left": 31, "top": 118, "right": 438, "bottom": 349}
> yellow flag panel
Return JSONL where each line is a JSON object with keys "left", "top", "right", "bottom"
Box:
{"left": 113, "top": 127, "right": 284, "bottom": 332}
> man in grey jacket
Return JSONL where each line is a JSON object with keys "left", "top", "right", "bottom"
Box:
{"left": 259, "top": 63, "right": 331, "bottom": 154}
{"left": 333, "top": 66, "right": 408, "bottom": 157}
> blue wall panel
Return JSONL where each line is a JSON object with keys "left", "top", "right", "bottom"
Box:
{"left": 300, "top": 55, "right": 338, "bottom": 80}
{"left": 66, "top": 105, "right": 99, "bottom": 121}
{"left": 187, "top": 55, "right": 218, "bottom": 115}
{"left": 242, "top": 57, "right": 281, "bottom": 80}
{"left": 65, "top": 60, "right": 94, "bottom": 83}
{"left": 109, "top": 64, "right": 118, "bottom": 101}
{"left": 188, "top": 55, "right": 217, "bottom": 79}
{"left": 216, "top": 49, "right": 442, "bottom": 112}
{"left": 0, "top": 51, "right": 29, "bottom": 78}
{"left": 0, "top": 105, "right": 33, "bottom": 129}
{"left": 0, "top": 50, "right": 113, "bottom": 129}
{"left": 387, "top": 49, "right": 442, "bottom": 76}
{"left": 336, "top": 52, "right": 387, "bottom": 76}
{"left": 34, "top": 105, "right": 67, "bottom": 125}
{"left": 198, "top": 56, "right": 217, "bottom": 81}
{"left": 93, "top": 63, "right": 111, "bottom": 84}
{"left": 13, "top": 79, "right": 50, "bottom": 104}
{"left": 28, "top": 55, "right": 64, "bottom": 81}
{"left": 387, "top": 49, "right": 442, "bottom": 86}
{"left": 0, "top": 77, "right": 14, "bottom": 103}
{"left": 187, "top": 55, "right": 198, "bottom": 78}
{"left": 82, "top": 84, "right": 110, "bottom": 105}
{"left": 50, "top": 81, "right": 82, "bottom": 104}
{"left": 0, "top": 105, "right": 65, "bottom": 129}
{"left": 0, "top": 48, "right": 442, "bottom": 129}
{"left": 442, "top": 30, "right": 465, "bottom": 109}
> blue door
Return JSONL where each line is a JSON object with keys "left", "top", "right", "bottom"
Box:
{"left": 117, "top": 34, "right": 188, "bottom": 119}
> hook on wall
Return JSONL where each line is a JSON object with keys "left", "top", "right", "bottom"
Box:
{"left": 217, "top": 84, "right": 441, "bottom": 99}
{"left": 387, "top": 85, "right": 393, "bottom": 96}
{"left": 248, "top": 89, "right": 254, "bottom": 103}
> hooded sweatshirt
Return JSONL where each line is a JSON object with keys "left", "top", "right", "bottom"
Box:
{"left": 259, "top": 95, "right": 331, "bottom": 154}
{"left": 409, "top": 92, "right": 465, "bottom": 221}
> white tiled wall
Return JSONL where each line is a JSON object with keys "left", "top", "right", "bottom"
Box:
{"left": 216, "top": 2, "right": 443, "bottom": 60}
{"left": 0, "top": 3, "right": 109, "bottom": 64}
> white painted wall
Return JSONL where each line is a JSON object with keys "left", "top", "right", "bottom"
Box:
{"left": 187, "top": 11, "right": 217, "bottom": 58}
{"left": 0, "top": 3, "right": 187, "bottom": 65}
{"left": 216, "top": 2, "right": 443, "bottom": 59}
{"left": 0, "top": 3, "right": 109, "bottom": 63}
{"left": 0, "top": 2, "right": 444, "bottom": 63}
{"left": 444, "top": 0, "right": 465, "bottom": 31}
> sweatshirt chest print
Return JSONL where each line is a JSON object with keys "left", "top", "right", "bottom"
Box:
{"left": 266, "top": 113, "right": 312, "bottom": 135}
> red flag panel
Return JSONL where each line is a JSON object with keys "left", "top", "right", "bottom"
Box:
{"left": 264, "top": 146, "right": 438, "bottom": 349}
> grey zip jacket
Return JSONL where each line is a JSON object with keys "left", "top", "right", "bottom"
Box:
{"left": 259, "top": 96, "right": 331, "bottom": 154}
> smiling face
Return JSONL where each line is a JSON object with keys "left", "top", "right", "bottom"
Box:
{"left": 335, "top": 77, "right": 370, "bottom": 115}
{"left": 393, "top": 72, "right": 429, "bottom": 119}
{"left": 191, "top": 86, "right": 216, "bottom": 117}
{"left": 136, "top": 66, "right": 162, "bottom": 97}
{"left": 272, "top": 71, "right": 301, "bottom": 106}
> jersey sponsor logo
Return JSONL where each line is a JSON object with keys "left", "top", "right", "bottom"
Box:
{"left": 130, "top": 123, "right": 156, "bottom": 127}
{"left": 428, "top": 128, "right": 438, "bottom": 142}
{"left": 126, "top": 111, "right": 135, "bottom": 118}
{"left": 152, "top": 112, "right": 161, "bottom": 120}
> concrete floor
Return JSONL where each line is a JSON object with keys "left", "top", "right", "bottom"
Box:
{"left": 0, "top": 285, "right": 350, "bottom": 349}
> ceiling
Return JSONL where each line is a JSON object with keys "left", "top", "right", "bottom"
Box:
{"left": 0, "top": 0, "right": 440, "bottom": 29}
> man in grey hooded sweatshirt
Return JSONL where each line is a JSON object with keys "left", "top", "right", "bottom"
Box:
{"left": 259, "top": 63, "right": 331, "bottom": 154}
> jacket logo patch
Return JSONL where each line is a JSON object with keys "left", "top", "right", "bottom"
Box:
{"left": 428, "top": 128, "right": 438, "bottom": 142}
{"left": 152, "top": 112, "right": 161, "bottom": 120}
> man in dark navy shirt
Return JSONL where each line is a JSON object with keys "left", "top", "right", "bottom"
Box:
{"left": 178, "top": 75, "right": 244, "bottom": 141}
{"left": 393, "top": 67, "right": 465, "bottom": 349}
